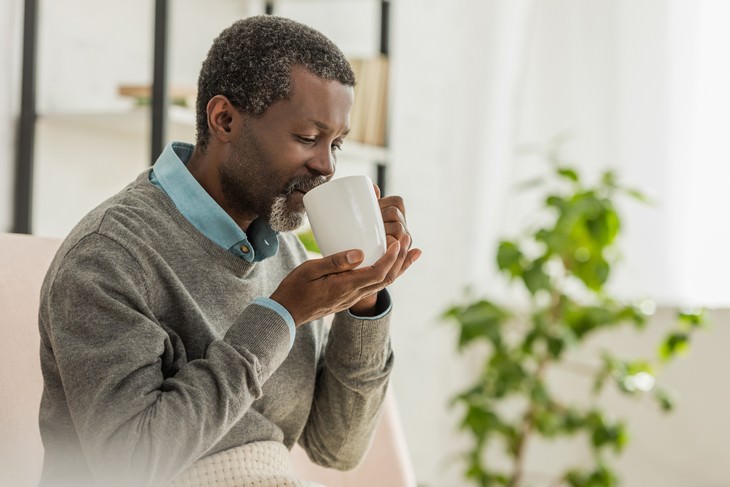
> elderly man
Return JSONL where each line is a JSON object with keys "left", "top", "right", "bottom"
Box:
{"left": 38, "top": 15, "right": 420, "bottom": 487}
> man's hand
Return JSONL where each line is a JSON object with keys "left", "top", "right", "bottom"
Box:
{"left": 349, "top": 186, "right": 421, "bottom": 315}
{"left": 269, "top": 241, "right": 399, "bottom": 325}
{"left": 270, "top": 187, "right": 420, "bottom": 324}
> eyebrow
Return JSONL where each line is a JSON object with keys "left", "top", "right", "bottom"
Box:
{"left": 307, "top": 118, "right": 351, "bottom": 137}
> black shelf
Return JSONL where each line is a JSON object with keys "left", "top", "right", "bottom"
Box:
{"left": 12, "top": 0, "right": 38, "bottom": 234}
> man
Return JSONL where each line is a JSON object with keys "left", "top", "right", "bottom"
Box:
{"left": 37, "top": 15, "right": 420, "bottom": 487}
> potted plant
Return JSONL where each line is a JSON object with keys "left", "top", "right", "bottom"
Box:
{"left": 442, "top": 143, "right": 707, "bottom": 487}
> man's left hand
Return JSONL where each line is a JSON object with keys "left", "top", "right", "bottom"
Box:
{"left": 349, "top": 186, "right": 422, "bottom": 316}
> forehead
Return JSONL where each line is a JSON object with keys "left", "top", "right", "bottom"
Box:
{"left": 263, "top": 65, "right": 354, "bottom": 130}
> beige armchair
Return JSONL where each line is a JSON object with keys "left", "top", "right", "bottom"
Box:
{"left": 0, "top": 232, "right": 416, "bottom": 487}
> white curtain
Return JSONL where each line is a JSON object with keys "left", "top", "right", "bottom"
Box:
{"left": 512, "top": 0, "right": 730, "bottom": 308}
{"left": 668, "top": 0, "right": 730, "bottom": 307}
{"left": 0, "top": 0, "right": 23, "bottom": 233}
{"left": 389, "top": 0, "right": 729, "bottom": 485}
{"left": 392, "top": 0, "right": 730, "bottom": 309}
{"left": 388, "top": 1, "right": 535, "bottom": 484}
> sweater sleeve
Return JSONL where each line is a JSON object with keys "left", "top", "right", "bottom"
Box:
{"left": 297, "top": 291, "right": 394, "bottom": 470}
{"left": 41, "top": 233, "right": 291, "bottom": 486}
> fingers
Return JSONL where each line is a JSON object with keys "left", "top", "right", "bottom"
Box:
{"left": 373, "top": 184, "right": 381, "bottom": 199}
{"left": 374, "top": 194, "right": 416, "bottom": 287}
{"left": 272, "top": 234, "right": 419, "bottom": 325}
{"left": 374, "top": 194, "right": 419, "bottom": 287}
{"left": 365, "top": 239, "right": 401, "bottom": 282}
{"left": 357, "top": 234, "right": 409, "bottom": 294}
{"left": 362, "top": 238, "right": 422, "bottom": 296}
{"left": 303, "top": 249, "right": 364, "bottom": 279}
{"left": 381, "top": 202, "right": 409, "bottom": 250}
{"left": 384, "top": 221, "right": 408, "bottom": 245}
{"left": 385, "top": 233, "right": 411, "bottom": 282}
{"left": 401, "top": 247, "right": 422, "bottom": 274}
{"left": 378, "top": 195, "right": 406, "bottom": 220}
{"left": 320, "top": 241, "right": 401, "bottom": 314}
{"left": 382, "top": 206, "right": 407, "bottom": 227}
{"left": 307, "top": 239, "right": 400, "bottom": 285}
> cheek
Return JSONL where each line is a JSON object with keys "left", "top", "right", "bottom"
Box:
{"left": 252, "top": 137, "right": 307, "bottom": 191}
{"left": 259, "top": 166, "right": 292, "bottom": 198}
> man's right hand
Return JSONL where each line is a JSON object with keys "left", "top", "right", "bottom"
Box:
{"left": 269, "top": 238, "right": 406, "bottom": 326}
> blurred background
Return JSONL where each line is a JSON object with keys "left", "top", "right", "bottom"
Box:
{"left": 1, "top": 0, "right": 729, "bottom": 486}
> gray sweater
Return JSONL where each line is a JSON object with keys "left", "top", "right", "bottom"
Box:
{"left": 37, "top": 172, "right": 393, "bottom": 486}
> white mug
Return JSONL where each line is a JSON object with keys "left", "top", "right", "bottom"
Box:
{"left": 303, "top": 175, "right": 387, "bottom": 268}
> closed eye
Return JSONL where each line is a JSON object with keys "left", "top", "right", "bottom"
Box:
{"left": 296, "top": 134, "right": 343, "bottom": 153}
{"left": 296, "top": 135, "right": 317, "bottom": 145}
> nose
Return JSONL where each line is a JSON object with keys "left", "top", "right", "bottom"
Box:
{"left": 306, "top": 145, "right": 335, "bottom": 178}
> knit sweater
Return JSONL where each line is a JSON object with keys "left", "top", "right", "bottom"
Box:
{"left": 37, "top": 172, "right": 393, "bottom": 487}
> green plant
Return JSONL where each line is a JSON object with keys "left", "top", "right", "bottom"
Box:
{"left": 442, "top": 145, "right": 707, "bottom": 487}
{"left": 297, "top": 228, "right": 320, "bottom": 254}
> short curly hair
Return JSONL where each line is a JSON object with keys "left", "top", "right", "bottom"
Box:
{"left": 195, "top": 15, "right": 356, "bottom": 151}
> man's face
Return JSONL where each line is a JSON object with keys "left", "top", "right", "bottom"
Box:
{"left": 219, "top": 66, "right": 354, "bottom": 232}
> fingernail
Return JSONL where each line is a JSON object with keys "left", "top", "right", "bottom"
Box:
{"left": 346, "top": 250, "right": 361, "bottom": 264}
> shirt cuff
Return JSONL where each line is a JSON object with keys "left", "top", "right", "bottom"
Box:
{"left": 252, "top": 297, "right": 295, "bottom": 348}
{"left": 347, "top": 289, "right": 392, "bottom": 320}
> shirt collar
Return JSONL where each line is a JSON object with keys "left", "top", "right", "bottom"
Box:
{"left": 149, "top": 142, "right": 279, "bottom": 262}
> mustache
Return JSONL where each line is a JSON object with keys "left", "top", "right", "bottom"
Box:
{"left": 284, "top": 175, "right": 328, "bottom": 196}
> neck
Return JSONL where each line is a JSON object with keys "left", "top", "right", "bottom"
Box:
{"left": 187, "top": 145, "right": 258, "bottom": 231}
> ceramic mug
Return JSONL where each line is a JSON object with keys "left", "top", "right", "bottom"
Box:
{"left": 303, "top": 175, "right": 387, "bottom": 268}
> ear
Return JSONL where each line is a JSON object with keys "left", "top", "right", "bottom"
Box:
{"left": 206, "top": 95, "right": 241, "bottom": 143}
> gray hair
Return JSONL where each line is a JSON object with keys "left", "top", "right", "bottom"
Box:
{"left": 195, "top": 15, "right": 356, "bottom": 150}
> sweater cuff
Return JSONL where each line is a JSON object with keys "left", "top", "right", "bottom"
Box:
{"left": 346, "top": 289, "right": 392, "bottom": 321}
{"left": 329, "top": 303, "right": 391, "bottom": 365}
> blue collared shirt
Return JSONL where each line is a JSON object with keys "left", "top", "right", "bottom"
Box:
{"left": 150, "top": 142, "right": 391, "bottom": 347}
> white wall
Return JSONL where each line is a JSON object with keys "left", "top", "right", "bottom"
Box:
{"left": 36, "top": 0, "right": 149, "bottom": 114}
{"left": 593, "top": 308, "right": 730, "bottom": 486}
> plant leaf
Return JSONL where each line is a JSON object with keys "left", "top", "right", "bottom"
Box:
{"left": 496, "top": 241, "right": 524, "bottom": 278}
{"left": 659, "top": 332, "right": 690, "bottom": 362}
{"left": 297, "top": 229, "right": 320, "bottom": 253}
{"left": 653, "top": 388, "right": 675, "bottom": 413}
{"left": 522, "top": 261, "right": 551, "bottom": 295}
{"left": 448, "top": 300, "right": 509, "bottom": 349}
{"left": 677, "top": 309, "right": 708, "bottom": 330}
{"left": 557, "top": 167, "right": 580, "bottom": 182}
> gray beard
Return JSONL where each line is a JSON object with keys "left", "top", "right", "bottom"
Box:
{"left": 268, "top": 194, "right": 306, "bottom": 232}
{"left": 267, "top": 175, "right": 327, "bottom": 232}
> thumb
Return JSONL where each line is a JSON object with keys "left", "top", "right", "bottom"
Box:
{"left": 307, "top": 249, "right": 364, "bottom": 278}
